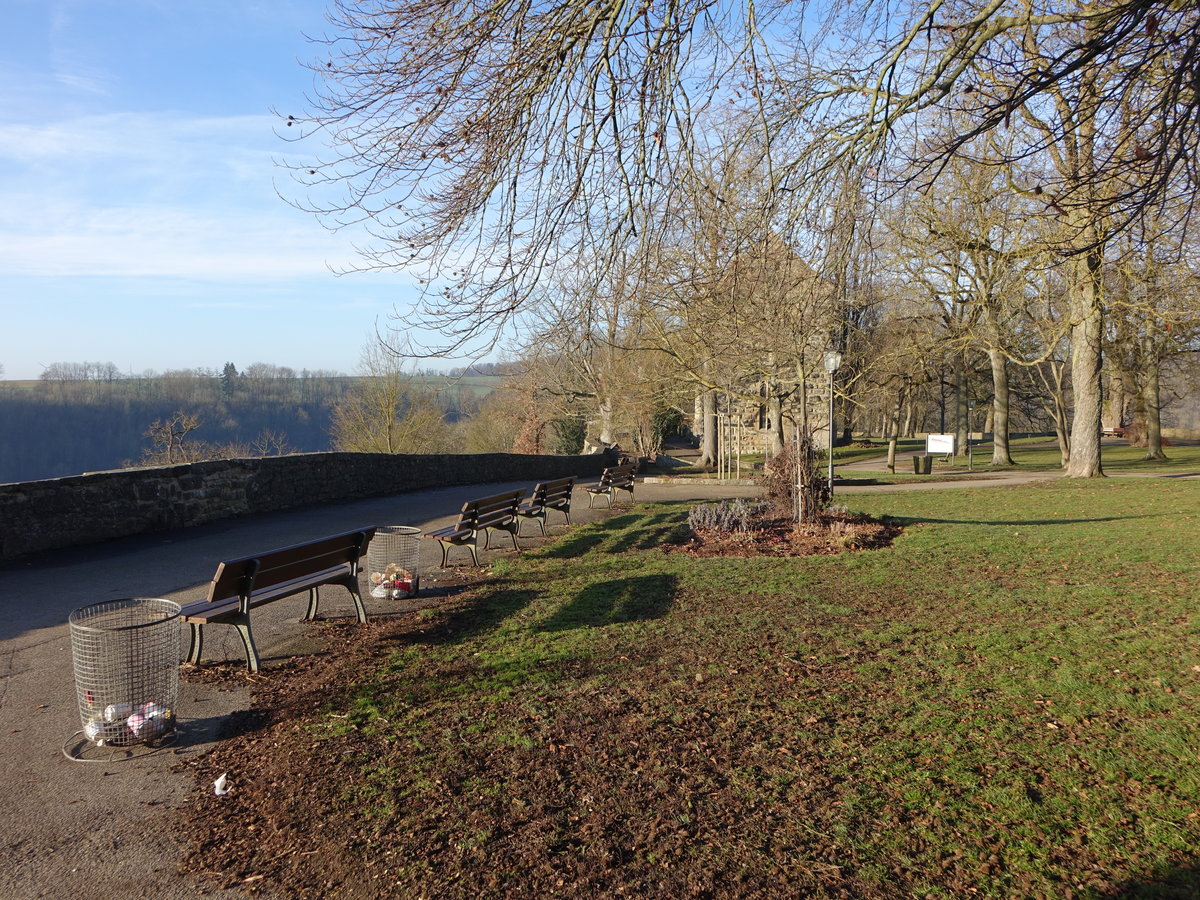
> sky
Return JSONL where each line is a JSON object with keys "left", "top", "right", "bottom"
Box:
{"left": 0, "top": 0, "right": 444, "bottom": 381}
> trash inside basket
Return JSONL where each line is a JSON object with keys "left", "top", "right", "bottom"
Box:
{"left": 366, "top": 526, "right": 421, "bottom": 599}
{"left": 69, "top": 598, "right": 181, "bottom": 747}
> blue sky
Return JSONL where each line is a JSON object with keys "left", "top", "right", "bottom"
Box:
{"left": 0, "top": 0, "right": 437, "bottom": 381}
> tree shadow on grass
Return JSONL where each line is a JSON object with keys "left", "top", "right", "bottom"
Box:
{"left": 535, "top": 573, "right": 677, "bottom": 632}
{"left": 603, "top": 510, "right": 691, "bottom": 553}
{"left": 886, "top": 514, "right": 1154, "bottom": 527}
{"left": 538, "top": 514, "right": 644, "bottom": 559}
{"left": 1099, "top": 862, "right": 1200, "bottom": 897}
{"left": 417, "top": 588, "right": 541, "bottom": 646}
{"left": 637, "top": 511, "right": 692, "bottom": 549}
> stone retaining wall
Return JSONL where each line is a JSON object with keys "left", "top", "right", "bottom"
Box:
{"left": 0, "top": 452, "right": 607, "bottom": 561}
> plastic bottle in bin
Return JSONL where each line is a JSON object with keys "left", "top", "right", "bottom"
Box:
{"left": 84, "top": 718, "right": 125, "bottom": 746}
{"left": 126, "top": 702, "right": 175, "bottom": 740}
{"left": 104, "top": 702, "right": 133, "bottom": 723}
{"left": 370, "top": 564, "right": 415, "bottom": 599}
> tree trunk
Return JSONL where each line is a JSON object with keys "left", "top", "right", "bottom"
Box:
{"left": 1055, "top": 416, "right": 1070, "bottom": 467}
{"left": 766, "top": 397, "right": 785, "bottom": 456}
{"left": 598, "top": 397, "right": 615, "bottom": 445}
{"left": 1065, "top": 252, "right": 1105, "bottom": 477}
{"left": 1142, "top": 323, "right": 1167, "bottom": 460}
{"left": 988, "top": 348, "right": 1015, "bottom": 466}
{"left": 954, "top": 356, "right": 968, "bottom": 459}
{"left": 697, "top": 390, "right": 719, "bottom": 468}
{"left": 1052, "top": 380, "right": 1071, "bottom": 467}
{"left": 886, "top": 383, "right": 905, "bottom": 474}
{"left": 1104, "top": 371, "right": 1129, "bottom": 436}
{"left": 1039, "top": 360, "right": 1071, "bottom": 467}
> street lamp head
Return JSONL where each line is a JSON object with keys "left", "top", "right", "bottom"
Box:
{"left": 822, "top": 349, "right": 843, "bottom": 374}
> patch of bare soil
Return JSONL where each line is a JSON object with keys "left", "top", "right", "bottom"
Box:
{"left": 173, "top": 611, "right": 885, "bottom": 900}
{"left": 173, "top": 517, "right": 903, "bottom": 898}
{"left": 672, "top": 509, "right": 901, "bottom": 558}
{"left": 176, "top": 619, "right": 414, "bottom": 896}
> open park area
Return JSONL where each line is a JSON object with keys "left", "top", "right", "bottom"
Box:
{"left": 6, "top": 0, "right": 1200, "bottom": 893}
{"left": 21, "top": 442, "right": 1187, "bottom": 899}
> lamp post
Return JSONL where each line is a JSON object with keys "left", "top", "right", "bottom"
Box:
{"left": 823, "top": 349, "right": 842, "bottom": 495}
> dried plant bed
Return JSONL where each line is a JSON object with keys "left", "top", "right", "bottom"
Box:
{"left": 676, "top": 508, "right": 901, "bottom": 558}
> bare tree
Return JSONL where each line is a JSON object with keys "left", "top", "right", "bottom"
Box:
{"left": 140, "top": 411, "right": 204, "bottom": 465}
{"left": 290, "top": 0, "right": 778, "bottom": 357}
{"left": 294, "top": 0, "right": 1199, "bottom": 478}
{"left": 331, "top": 342, "right": 453, "bottom": 453}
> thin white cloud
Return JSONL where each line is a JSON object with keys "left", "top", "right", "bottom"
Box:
{"left": 47, "top": 1, "right": 114, "bottom": 97}
{"left": 0, "top": 109, "right": 424, "bottom": 282}
{"left": 0, "top": 202, "right": 387, "bottom": 279}
{"left": 52, "top": 63, "right": 113, "bottom": 96}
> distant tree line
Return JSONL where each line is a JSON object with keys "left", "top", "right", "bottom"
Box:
{"left": 0, "top": 362, "right": 495, "bottom": 483}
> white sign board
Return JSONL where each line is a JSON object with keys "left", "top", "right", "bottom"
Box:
{"left": 926, "top": 433, "right": 956, "bottom": 455}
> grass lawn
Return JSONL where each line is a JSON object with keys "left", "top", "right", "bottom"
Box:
{"left": 186, "top": 477, "right": 1200, "bottom": 898}
{"left": 843, "top": 440, "right": 1200, "bottom": 481}
{"left": 1004, "top": 441, "right": 1200, "bottom": 474}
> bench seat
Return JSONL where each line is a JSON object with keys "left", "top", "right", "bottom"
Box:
{"left": 425, "top": 490, "right": 524, "bottom": 566}
{"left": 180, "top": 528, "right": 375, "bottom": 672}
{"left": 516, "top": 476, "right": 576, "bottom": 535}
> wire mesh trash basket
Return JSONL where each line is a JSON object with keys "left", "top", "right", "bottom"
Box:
{"left": 366, "top": 526, "right": 421, "bottom": 599}
{"left": 69, "top": 598, "right": 181, "bottom": 749}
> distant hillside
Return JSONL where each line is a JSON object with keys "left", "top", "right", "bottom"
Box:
{"left": 0, "top": 371, "right": 502, "bottom": 484}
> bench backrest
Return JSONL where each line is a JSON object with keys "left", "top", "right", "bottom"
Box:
{"left": 458, "top": 490, "right": 524, "bottom": 530}
{"left": 531, "top": 476, "right": 576, "bottom": 505}
{"left": 600, "top": 463, "right": 637, "bottom": 486}
{"left": 207, "top": 528, "right": 376, "bottom": 604}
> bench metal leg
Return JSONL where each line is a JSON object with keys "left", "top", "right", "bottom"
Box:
{"left": 304, "top": 586, "right": 320, "bottom": 621}
{"left": 347, "top": 583, "right": 367, "bottom": 624}
{"left": 186, "top": 619, "right": 259, "bottom": 672}
{"left": 186, "top": 622, "right": 203, "bottom": 666}
{"left": 435, "top": 538, "right": 476, "bottom": 567}
{"left": 516, "top": 515, "right": 545, "bottom": 537}
{"left": 234, "top": 620, "right": 261, "bottom": 673}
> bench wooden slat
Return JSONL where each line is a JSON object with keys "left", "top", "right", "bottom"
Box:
{"left": 423, "top": 489, "right": 525, "bottom": 567}
{"left": 516, "top": 476, "right": 576, "bottom": 535}
{"left": 183, "top": 527, "right": 375, "bottom": 673}
{"left": 179, "top": 598, "right": 241, "bottom": 624}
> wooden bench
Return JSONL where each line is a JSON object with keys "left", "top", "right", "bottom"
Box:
{"left": 516, "top": 476, "right": 577, "bottom": 535}
{"left": 585, "top": 462, "right": 638, "bottom": 508}
{"left": 180, "top": 528, "right": 375, "bottom": 673}
{"left": 424, "top": 489, "right": 524, "bottom": 567}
